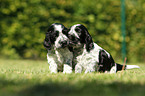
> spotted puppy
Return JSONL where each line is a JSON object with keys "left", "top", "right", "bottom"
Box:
{"left": 43, "top": 23, "right": 73, "bottom": 73}
{"left": 67, "top": 24, "right": 139, "bottom": 73}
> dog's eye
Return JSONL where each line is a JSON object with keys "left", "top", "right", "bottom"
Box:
{"left": 75, "top": 28, "right": 81, "bottom": 34}
{"left": 75, "top": 28, "right": 79, "bottom": 32}
{"left": 62, "top": 29, "right": 68, "bottom": 35}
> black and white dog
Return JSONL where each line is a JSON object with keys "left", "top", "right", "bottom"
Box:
{"left": 43, "top": 23, "right": 73, "bottom": 73}
{"left": 67, "top": 24, "right": 139, "bottom": 73}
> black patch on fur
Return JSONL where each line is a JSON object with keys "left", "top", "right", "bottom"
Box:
{"left": 116, "top": 63, "right": 126, "bottom": 71}
{"left": 98, "top": 50, "right": 115, "bottom": 72}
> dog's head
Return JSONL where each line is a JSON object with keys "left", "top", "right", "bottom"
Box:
{"left": 43, "top": 23, "right": 69, "bottom": 50}
{"left": 68, "top": 24, "right": 94, "bottom": 52}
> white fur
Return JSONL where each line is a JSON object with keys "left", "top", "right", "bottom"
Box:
{"left": 109, "top": 63, "right": 117, "bottom": 73}
{"left": 74, "top": 43, "right": 115, "bottom": 73}
{"left": 126, "top": 65, "right": 140, "bottom": 69}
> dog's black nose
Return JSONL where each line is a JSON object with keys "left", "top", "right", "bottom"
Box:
{"left": 61, "top": 41, "right": 67, "bottom": 44}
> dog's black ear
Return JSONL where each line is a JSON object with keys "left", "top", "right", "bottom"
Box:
{"left": 43, "top": 33, "right": 52, "bottom": 50}
{"left": 62, "top": 27, "right": 69, "bottom": 36}
{"left": 80, "top": 25, "right": 94, "bottom": 52}
{"left": 43, "top": 26, "right": 55, "bottom": 50}
{"left": 85, "top": 32, "right": 94, "bottom": 52}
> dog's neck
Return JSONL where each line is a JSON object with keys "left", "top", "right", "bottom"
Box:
{"left": 71, "top": 44, "right": 84, "bottom": 68}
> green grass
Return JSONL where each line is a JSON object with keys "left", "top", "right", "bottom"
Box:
{"left": 0, "top": 59, "right": 145, "bottom": 96}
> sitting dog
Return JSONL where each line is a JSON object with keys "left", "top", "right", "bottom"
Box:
{"left": 43, "top": 23, "right": 73, "bottom": 73}
{"left": 67, "top": 24, "right": 139, "bottom": 73}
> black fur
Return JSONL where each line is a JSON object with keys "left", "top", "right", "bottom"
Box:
{"left": 98, "top": 50, "right": 127, "bottom": 72}
{"left": 98, "top": 50, "right": 115, "bottom": 72}
{"left": 116, "top": 63, "right": 126, "bottom": 71}
{"left": 43, "top": 24, "right": 57, "bottom": 50}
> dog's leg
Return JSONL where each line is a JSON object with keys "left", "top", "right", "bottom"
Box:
{"left": 47, "top": 54, "right": 58, "bottom": 73}
{"left": 75, "top": 64, "right": 82, "bottom": 73}
{"left": 63, "top": 51, "right": 73, "bottom": 74}
{"left": 85, "top": 63, "right": 96, "bottom": 73}
{"left": 49, "top": 63, "right": 57, "bottom": 73}
{"left": 63, "top": 64, "right": 72, "bottom": 73}
{"left": 109, "top": 63, "right": 117, "bottom": 73}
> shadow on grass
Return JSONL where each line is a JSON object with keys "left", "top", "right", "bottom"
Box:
{"left": 0, "top": 78, "right": 145, "bottom": 96}
{"left": 19, "top": 81, "right": 145, "bottom": 96}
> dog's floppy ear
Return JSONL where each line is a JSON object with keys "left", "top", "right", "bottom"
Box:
{"left": 85, "top": 31, "right": 94, "bottom": 52}
{"left": 43, "top": 32, "right": 52, "bottom": 50}
{"left": 80, "top": 25, "right": 94, "bottom": 52}
{"left": 43, "top": 26, "right": 55, "bottom": 50}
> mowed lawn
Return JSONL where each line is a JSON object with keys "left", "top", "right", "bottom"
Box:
{"left": 0, "top": 59, "right": 145, "bottom": 96}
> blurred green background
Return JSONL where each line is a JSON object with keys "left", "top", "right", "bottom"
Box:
{"left": 0, "top": 0, "right": 145, "bottom": 62}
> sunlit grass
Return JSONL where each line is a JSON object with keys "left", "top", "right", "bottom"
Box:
{"left": 0, "top": 59, "right": 145, "bottom": 96}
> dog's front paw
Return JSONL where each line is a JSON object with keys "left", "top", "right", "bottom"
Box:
{"left": 49, "top": 64, "right": 58, "bottom": 73}
{"left": 63, "top": 64, "right": 72, "bottom": 74}
{"left": 85, "top": 69, "right": 95, "bottom": 73}
{"left": 75, "top": 65, "right": 82, "bottom": 73}
{"left": 109, "top": 65, "right": 117, "bottom": 74}
{"left": 50, "top": 70, "right": 57, "bottom": 73}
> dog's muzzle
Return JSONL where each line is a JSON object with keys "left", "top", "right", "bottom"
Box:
{"left": 60, "top": 41, "right": 68, "bottom": 48}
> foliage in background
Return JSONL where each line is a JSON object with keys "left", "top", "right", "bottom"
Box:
{"left": 0, "top": 0, "right": 145, "bottom": 62}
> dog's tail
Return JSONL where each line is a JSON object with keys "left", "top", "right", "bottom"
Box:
{"left": 126, "top": 65, "right": 140, "bottom": 69}
{"left": 116, "top": 63, "right": 140, "bottom": 71}
{"left": 116, "top": 58, "right": 139, "bottom": 71}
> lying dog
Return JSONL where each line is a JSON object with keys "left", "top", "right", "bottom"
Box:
{"left": 67, "top": 24, "right": 139, "bottom": 73}
{"left": 43, "top": 23, "right": 73, "bottom": 73}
